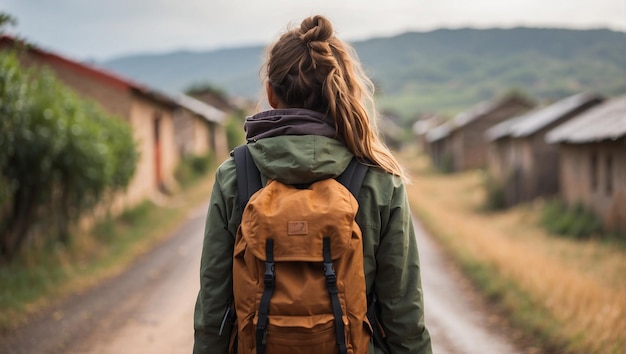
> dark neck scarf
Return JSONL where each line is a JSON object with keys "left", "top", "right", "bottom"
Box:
{"left": 244, "top": 108, "right": 338, "bottom": 142}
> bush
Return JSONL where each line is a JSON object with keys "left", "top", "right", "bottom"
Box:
{"left": 225, "top": 114, "right": 246, "bottom": 151}
{"left": 0, "top": 50, "right": 138, "bottom": 260}
{"left": 481, "top": 171, "right": 507, "bottom": 211}
{"left": 175, "top": 153, "right": 214, "bottom": 186}
{"left": 540, "top": 199, "right": 603, "bottom": 239}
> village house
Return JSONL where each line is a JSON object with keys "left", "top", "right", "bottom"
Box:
{"left": 545, "top": 95, "right": 626, "bottom": 236}
{"left": 174, "top": 94, "right": 229, "bottom": 161}
{"left": 378, "top": 111, "right": 406, "bottom": 150}
{"left": 412, "top": 114, "right": 445, "bottom": 156}
{"left": 425, "top": 94, "right": 534, "bottom": 172}
{"left": 187, "top": 87, "right": 238, "bottom": 115}
{"left": 0, "top": 36, "right": 181, "bottom": 210}
{"left": 485, "top": 92, "right": 604, "bottom": 206}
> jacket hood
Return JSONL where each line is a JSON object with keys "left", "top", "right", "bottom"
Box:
{"left": 243, "top": 108, "right": 353, "bottom": 185}
{"left": 247, "top": 135, "right": 353, "bottom": 185}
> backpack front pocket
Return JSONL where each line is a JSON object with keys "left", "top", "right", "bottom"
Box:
{"left": 259, "top": 314, "right": 352, "bottom": 354}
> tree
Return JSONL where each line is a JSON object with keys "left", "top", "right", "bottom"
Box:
{"left": 0, "top": 12, "right": 17, "bottom": 33}
{"left": 0, "top": 51, "right": 138, "bottom": 261}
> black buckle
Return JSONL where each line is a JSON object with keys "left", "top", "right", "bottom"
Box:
{"left": 324, "top": 261, "right": 337, "bottom": 286}
{"left": 264, "top": 261, "right": 275, "bottom": 286}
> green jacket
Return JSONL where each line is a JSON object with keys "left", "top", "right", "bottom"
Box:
{"left": 193, "top": 135, "right": 432, "bottom": 354}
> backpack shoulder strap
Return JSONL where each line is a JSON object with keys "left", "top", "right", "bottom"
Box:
{"left": 336, "top": 158, "right": 368, "bottom": 199}
{"left": 233, "top": 144, "right": 262, "bottom": 213}
{"left": 234, "top": 144, "right": 368, "bottom": 210}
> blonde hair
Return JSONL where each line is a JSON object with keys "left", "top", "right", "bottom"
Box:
{"left": 262, "top": 15, "right": 406, "bottom": 181}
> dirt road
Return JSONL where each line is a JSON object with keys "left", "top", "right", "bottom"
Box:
{"left": 0, "top": 203, "right": 207, "bottom": 354}
{"left": 0, "top": 204, "right": 523, "bottom": 354}
{"left": 415, "top": 218, "right": 522, "bottom": 354}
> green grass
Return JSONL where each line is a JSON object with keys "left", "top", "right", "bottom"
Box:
{"left": 175, "top": 152, "right": 215, "bottom": 187}
{"left": 540, "top": 199, "right": 605, "bottom": 239}
{"left": 0, "top": 172, "right": 214, "bottom": 332}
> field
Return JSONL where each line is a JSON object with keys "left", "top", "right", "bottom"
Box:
{"left": 399, "top": 147, "right": 625, "bottom": 354}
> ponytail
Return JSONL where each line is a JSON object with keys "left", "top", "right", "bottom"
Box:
{"left": 263, "top": 15, "right": 407, "bottom": 181}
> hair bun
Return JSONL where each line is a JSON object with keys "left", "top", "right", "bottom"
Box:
{"left": 299, "top": 15, "right": 333, "bottom": 45}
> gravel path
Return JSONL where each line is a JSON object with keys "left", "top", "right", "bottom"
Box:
{"left": 415, "top": 218, "right": 522, "bottom": 354}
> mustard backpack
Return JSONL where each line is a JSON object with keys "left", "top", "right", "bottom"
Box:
{"left": 228, "top": 144, "right": 373, "bottom": 354}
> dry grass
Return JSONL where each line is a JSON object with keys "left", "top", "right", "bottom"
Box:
{"left": 399, "top": 148, "right": 625, "bottom": 354}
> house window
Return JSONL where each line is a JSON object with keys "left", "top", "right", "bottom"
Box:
{"left": 606, "top": 154, "right": 613, "bottom": 196}
{"left": 590, "top": 153, "right": 598, "bottom": 192}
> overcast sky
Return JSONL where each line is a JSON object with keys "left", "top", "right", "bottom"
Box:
{"left": 2, "top": 0, "right": 625, "bottom": 61}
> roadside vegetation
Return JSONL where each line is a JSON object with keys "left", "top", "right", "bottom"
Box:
{"left": 0, "top": 165, "right": 215, "bottom": 332}
{"left": 0, "top": 51, "right": 138, "bottom": 261}
{"left": 0, "top": 44, "right": 219, "bottom": 332}
{"left": 175, "top": 152, "right": 215, "bottom": 187}
{"left": 539, "top": 199, "right": 606, "bottom": 240}
{"left": 400, "top": 146, "right": 625, "bottom": 354}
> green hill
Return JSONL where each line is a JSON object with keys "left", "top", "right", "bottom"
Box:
{"left": 101, "top": 27, "right": 626, "bottom": 120}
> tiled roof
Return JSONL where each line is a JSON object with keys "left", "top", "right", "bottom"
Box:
{"left": 412, "top": 115, "right": 445, "bottom": 136}
{"left": 546, "top": 95, "right": 626, "bottom": 144}
{"left": 486, "top": 92, "right": 603, "bottom": 141}
{"left": 426, "top": 94, "right": 532, "bottom": 142}
{"left": 176, "top": 94, "right": 226, "bottom": 124}
{"left": 0, "top": 35, "right": 177, "bottom": 108}
{"left": 426, "top": 121, "right": 453, "bottom": 142}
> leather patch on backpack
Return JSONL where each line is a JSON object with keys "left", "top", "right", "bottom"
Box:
{"left": 288, "top": 221, "right": 308, "bottom": 235}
